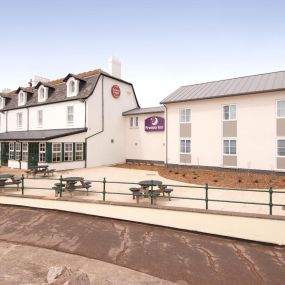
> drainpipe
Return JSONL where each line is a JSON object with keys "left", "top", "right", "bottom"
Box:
{"left": 163, "top": 104, "right": 168, "bottom": 168}
{"left": 5, "top": 111, "right": 7, "bottom": 133}
{"left": 84, "top": 75, "right": 105, "bottom": 168}
{"left": 27, "top": 108, "right": 29, "bottom": 131}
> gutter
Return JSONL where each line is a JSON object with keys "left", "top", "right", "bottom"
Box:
{"left": 163, "top": 104, "right": 168, "bottom": 167}
{"left": 84, "top": 75, "right": 105, "bottom": 168}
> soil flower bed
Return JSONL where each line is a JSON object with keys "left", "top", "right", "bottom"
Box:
{"left": 114, "top": 163, "right": 285, "bottom": 189}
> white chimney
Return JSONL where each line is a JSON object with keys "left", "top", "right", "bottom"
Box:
{"left": 108, "top": 56, "right": 121, "bottom": 78}
{"left": 32, "top": 75, "right": 50, "bottom": 87}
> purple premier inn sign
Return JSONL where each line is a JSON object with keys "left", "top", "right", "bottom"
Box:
{"left": 145, "top": 116, "right": 165, "bottom": 132}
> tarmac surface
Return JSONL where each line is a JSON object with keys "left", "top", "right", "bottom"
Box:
{"left": 0, "top": 204, "right": 284, "bottom": 285}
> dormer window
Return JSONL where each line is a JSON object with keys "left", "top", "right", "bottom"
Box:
{"left": 66, "top": 77, "right": 79, "bottom": 97}
{"left": 18, "top": 91, "right": 27, "bottom": 106}
{"left": 38, "top": 85, "right": 48, "bottom": 102}
{"left": 0, "top": 97, "right": 5, "bottom": 109}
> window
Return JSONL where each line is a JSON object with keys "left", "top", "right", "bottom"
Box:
{"left": 0, "top": 114, "right": 1, "bottom": 129}
{"left": 15, "top": 143, "right": 21, "bottom": 160}
{"left": 39, "top": 143, "right": 46, "bottom": 162}
{"left": 277, "top": 101, "right": 285, "bottom": 118}
{"left": 9, "top": 143, "right": 14, "bottom": 160}
{"left": 38, "top": 86, "right": 47, "bottom": 102}
{"left": 67, "top": 106, "right": 74, "bottom": 125}
{"left": 130, "top": 117, "right": 134, "bottom": 127}
{"left": 38, "top": 110, "right": 43, "bottom": 127}
{"left": 223, "top": 105, "right": 236, "bottom": 120}
{"left": 22, "top": 143, "right": 28, "bottom": 161}
{"left": 16, "top": 112, "right": 23, "bottom": 129}
{"left": 0, "top": 97, "right": 5, "bottom": 109}
{"left": 224, "top": 139, "right": 237, "bottom": 155}
{"left": 64, "top": 143, "right": 73, "bottom": 161}
{"left": 180, "top": 139, "right": 191, "bottom": 153}
{"left": 277, "top": 140, "right": 285, "bottom": 156}
{"left": 67, "top": 78, "right": 78, "bottom": 97}
{"left": 18, "top": 91, "right": 26, "bottom": 106}
{"left": 135, "top": 117, "right": 139, "bottom": 127}
{"left": 75, "top": 143, "right": 84, "bottom": 160}
{"left": 52, "top": 143, "right": 62, "bottom": 162}
{"left": 180, "top": 109, "right": 191, "bottom": 123}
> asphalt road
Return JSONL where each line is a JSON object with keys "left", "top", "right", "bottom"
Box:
{"left": 0, "top": 204, "right": 284, "bottom": 285}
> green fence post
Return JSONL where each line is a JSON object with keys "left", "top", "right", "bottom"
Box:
{"left": 205, "top": 183, "right": 208, "bottom": 210}
{"left": 21, "top": 174, "right": 24, "bottom": 196}
{"left": 59, "top": 175, "right": 63, "bottom": 198}
{"left": 150, "top": 180, "right": 154, "bottom": 205}
{"left": 103, "top": 177, "right": 106, "bottom": 201}
{"left": 269, "top": 187, "right": 273, "bottom": 215}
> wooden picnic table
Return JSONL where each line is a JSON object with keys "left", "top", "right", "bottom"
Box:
{"left": 0, "top": 174, "right": 21, "bottom": 191}
{"left": 60, "top": 177, "right": 92, "bottom": 197}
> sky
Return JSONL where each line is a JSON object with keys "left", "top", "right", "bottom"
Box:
{"left": 1, "top": 0, "right": 285, "bottom": 107}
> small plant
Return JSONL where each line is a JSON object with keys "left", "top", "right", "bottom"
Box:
{"left": 193, "top": 176, "right": 197, "bottom": 180}
{"left": 169, "top": 170, "right": 172, "bottom": 173}
{"left": 238, "top": 178, "right": 242, "bottom": 183}
{"left": 253, "top": 179, "right": 259, "bottom": 183}
{"left": 213, "top": 179, "right": 218, "bottom": 182}
{"left": 182, "top": 173, "right": 186, "bottom": 177}
{"left": 175, "top": 172, "right": 179, "bottom": 175}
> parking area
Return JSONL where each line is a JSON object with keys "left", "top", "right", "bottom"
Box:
{"left": 0, "top": 166, "right": 285, "bottom": 215}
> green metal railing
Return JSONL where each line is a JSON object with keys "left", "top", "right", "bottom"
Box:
{"left": 1, "top": 176, "right": 285, "bottom": 216}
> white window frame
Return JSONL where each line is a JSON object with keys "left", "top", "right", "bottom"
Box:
{"left": 38, "top": 110, "right": 43, "bottom": 127}
{"left": 277, "top": 100, "right": 285, "bottom": 118}
{"left": 9, "top": 143, "right": 14, "bottom": 160}
{"left": 38, "top": 86, "right": 48, "bottom": 102}
{"left": 66, "top": 78, "right": 79, "bottom": 97}
{"left": 277, "top": 139, "right": 285, "bottom": 157}
{"left": 179, "top": 108, "right": 191, "bottom": 123}
{"left": 223, "top": 104, "right": 236, "bottom": 121}
{"left": 67, "top": 106, "right": 74, "bottom": 125}
{"left": 15, "top": 142, "right": 21, "bottom": 160}
{"left": 52, "top": 143, "right": 62, "bottom": 162}
{"left": 180, "top": 138, "right": 191, "bottom": 154}
{"left": 64, "top": 143, "right": 73, "bottom": 161}
{"left": 75, "top": 143, "right": 84, "bottom": 161}
{"left": 39, "top": 143, "right": 46, "bottom": 163}
{"left": 16, "top": 112, "right": 23, "bottom": 129}
{"left": 22, "top": 143, "right": 28, "bottom": 161}
{"left": 223, "top": 139, "right": 237, "bottom": 155}
{"left": 18, "top": 91, "right": 27, "bottom": 106}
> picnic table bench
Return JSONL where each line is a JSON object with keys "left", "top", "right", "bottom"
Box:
{"left": 0, "top": 174, "right": 22, "bottom": 192}
{"left": 25, "top": 166, "right": 56, "bottom": 178}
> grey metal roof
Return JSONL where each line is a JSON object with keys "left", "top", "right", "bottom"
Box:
{"left": 0, "top": 128, "right": 87, "bottom": 141}
{"left": 160, "top": 71, "right": 285, "bottom": 104}
{"left": 122, "top": 106, "right": 164, "bottom": 116}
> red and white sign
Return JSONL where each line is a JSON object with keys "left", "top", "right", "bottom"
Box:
{"left": 111, "top": 85, "right": 121, "bottom": 98}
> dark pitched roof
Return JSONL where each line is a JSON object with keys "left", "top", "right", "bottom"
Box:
{"left": 161, "top": 71, "right": 285, "bottom": 104}
{"left": 1, "top": 70, "right": 102, "bottom": 111}
{"left": 122, "top": 106, "right": 164, "bottom": 116}
{"left": 0, "top": 128, "right": 87, "bottom": 141}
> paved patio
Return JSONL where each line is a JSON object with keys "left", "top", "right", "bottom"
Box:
{"left": 1, "top": 166, "right": 285, "bottom": 215}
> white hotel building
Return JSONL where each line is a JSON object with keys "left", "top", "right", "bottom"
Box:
{"left": 0, "top": 60, "right": 285, "bottom": 173}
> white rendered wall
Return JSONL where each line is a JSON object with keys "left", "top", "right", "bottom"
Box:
{"left": 7, "top": 109, "right": 28, "bottom": 132}
{"left": 47, "top": 161, "right": 85, "bottom": 171}
{"left": 0, "top": 112, "right": 7, "bottom": 133}
{"left": 166, "top": 90, "right": 285, "bottom": 171}
{"left": 86, "top": 76, "right": 139, "bottom": 167}
{"left": 29, "top": 101, "right": 85, "bottom": 130}
{"left": 125, "top": 113, "right": 165, "bottom": 162}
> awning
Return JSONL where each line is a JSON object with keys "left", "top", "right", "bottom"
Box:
{"left": 0, "top": 128, "right": 87, "bottom": 141}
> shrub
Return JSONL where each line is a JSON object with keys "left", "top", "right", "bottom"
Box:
{"left": 254, "top": 179, "right": 259, "bottom": 183}
{"left": 175, "top": 172, "right": 179, "bottom": 175}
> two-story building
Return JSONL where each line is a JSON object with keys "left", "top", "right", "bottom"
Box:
{"left": 0, "top": 58, "right": 139, "bottom": 170}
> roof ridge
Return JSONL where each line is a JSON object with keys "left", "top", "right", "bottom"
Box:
{"left": 181, "top": 70, "right": 285, "bottom": 88}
